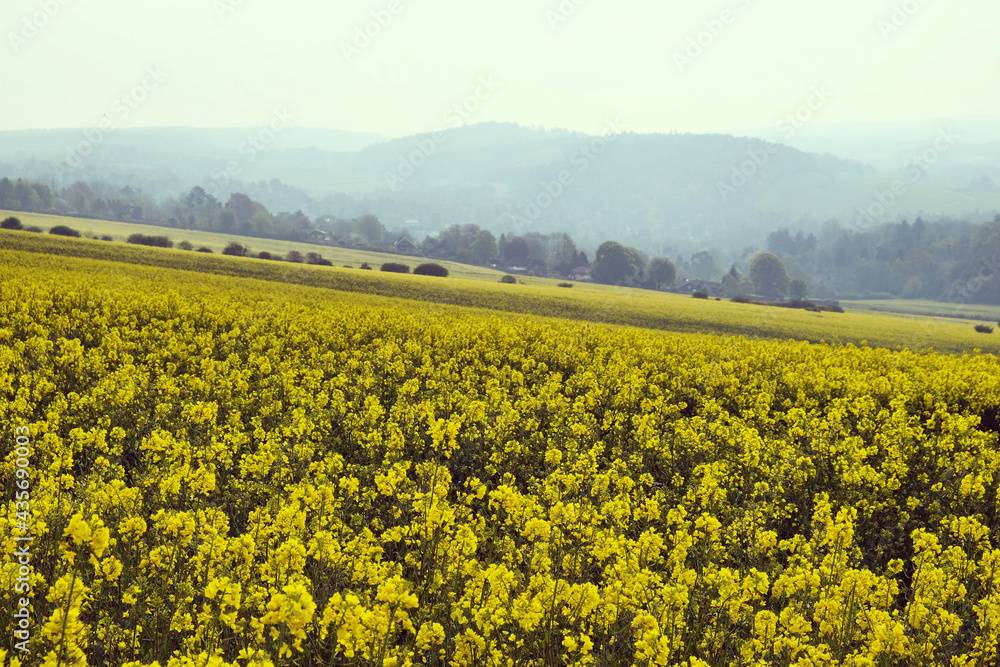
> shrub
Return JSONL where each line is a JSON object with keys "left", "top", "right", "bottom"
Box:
{"left": 360, "top": 262, "right": 372, "bottom": 270}
{"left": 49, "top": 225, "right": 81, "bottom": 237}
{"left": 974, "top": 324, "right": 994, "bottom": 334}
{"left": 178, "top": 240, "right": 194, "bottom": 251}
{"left": 692, "top": 291, "right": 709, "bottom": 299}
{"left": 414, "top": 263, "right": 449, "bottom": 277}
{"left": 305, "top": 252, "right": 327, "bottom": 265}
{"left": 381, "top": 262, "right": 410, "bottom": 274}
{"left": 196, "top": 247, "right": 213, "bottom": 253}
{"left": 222, "top": 242, "right": 249, "bottom": 257}
{"left": 101, "top": 235, "right": 113, "bottom": 242}
{"left": 731, "top": 296, "right": 751, "bottom": 304}
{"left": 1, "top": 216, "right": 23, "bottom": 230}
{"left": 25, "top": 226, "right": 42, "bottom": 233}
{"left": 286, "top": 250, "right": 303, "bottom": 263}
{"left": 500, "top": 275, "right": 517, "bottom": 284}
{"left": 557, "top": 282, "right": 573, "bottom": 288}
{"left": 257, "top": 251, "right": 273, "bottom": 260}
{"left": 127, "top": 233, "right": 173, "bottom": 248}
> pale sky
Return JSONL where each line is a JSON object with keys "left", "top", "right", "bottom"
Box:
{"left": 3, "top": 0, "right": 997, "bottom": 138}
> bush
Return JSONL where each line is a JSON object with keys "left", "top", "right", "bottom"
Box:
{"left": 49, "top": 225, "right": 81, "bottom": 237}
{"left": 360, "top": 262, "right": 372, "bottom": 270}
{"left": 222, "top": 242, "right": 249, "bottom": 257}
{"left": 381, "top": 262, "right": 410, "bottom": 274}
{"left": 414, "top": 263, "right": 449, "bottom": 277}
{"left": 25, "top": 226, "right": 42, "bottom": 233}
{"left": 127, "top": 233, "right": 173, "bottom": 248}
{"left": 692, "top": 291, "right": 709, "bottom": 299}
{"left": 305, "top": 252, "right": 329, "bottom": 265}
{"left": 178, "top": 240, "right": 194, "bottom": 251}
{"left": 731, "top": 296, "right": 751, "bottom": 304}
{"left": 974, "top": 324, "right": 994, "bottom": 334}
{"left": 500, "top": 275, "right": 517, "bottom": 284}
{"left": 196, "top": 247, "right": 213, "bottom": 253}
{"left": 257, "top": 251, "right": 273, "bottom": 260}
{"left": 557, "top": 282, "right": 573, "bottom": 288}
{"left": 286, "top": 251, "right": 303, "bottom": 263}
{"left": 1, "top": 216, "right": 22, "bottom": 230}
{"left": 101, "top": 235, "right": 113, "bottom": 242}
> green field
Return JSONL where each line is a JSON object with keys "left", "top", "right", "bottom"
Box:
{"left": 0, "top": 210, "right": 508, "bottom": 282}
{"left": 841, "top": 298, "right": 1000, "bottom": 322}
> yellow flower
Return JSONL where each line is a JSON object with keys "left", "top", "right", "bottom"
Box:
{"left": 64, "top": 514, "right": 92, "bottom": 546}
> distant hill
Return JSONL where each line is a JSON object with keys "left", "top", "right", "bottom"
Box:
{"left": 733, "top": 113, "right": 1000, "bottom": 180}
{"left": 2, "top": 122, "right": 1000, "bottom": 254}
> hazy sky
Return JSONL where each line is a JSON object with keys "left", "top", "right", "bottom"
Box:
{"left": 3, "top": 0, "right": 997, "bottom": 138}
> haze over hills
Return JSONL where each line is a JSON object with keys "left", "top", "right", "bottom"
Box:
{"left": 2, "top": 121, "right": 1000, "bottom": 254}
{"left": 732, "top": 113, "right": 1000, "bottom": 178}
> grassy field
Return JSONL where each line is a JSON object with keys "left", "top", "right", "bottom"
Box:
{"left": 841, "top": 297, "right": 1000, "bottom": 322}
{"left": 0, "top": 209, "right": 507, "bottom": 282}
{"left": 3, "top": 228, "right": 999, "bottom": 356}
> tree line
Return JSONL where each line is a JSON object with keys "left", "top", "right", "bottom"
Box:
{"left": 5, "top": 175, "right": 1000, "bottom": 303}
{"left": 762, "top": 217, "right": 1000, "bottom": 304}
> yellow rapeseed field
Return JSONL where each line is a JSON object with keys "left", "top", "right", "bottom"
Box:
{"left": 2, "top": 250, "right": 999, "bottom": 666}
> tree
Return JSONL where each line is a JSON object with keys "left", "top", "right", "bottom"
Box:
{"left": 789, "top": 278, "right": 807, "bottom": 300}
{"left": 689, "top": 250, "right": 720, "bottom": 280}
{"left": 749, "top": 252, "right": 789, "bottom": 298}
{"left": 624, "top": 246, "right": 647, "bottom": 283}
{"left": 250, "top": 210, "right": 275, "bottom": 237}
{"left": 470, "top": 230, "right": 498, "bottom": 265}
{"left": 183, "top": 186, "right": 209, "bottom": 209}
{"left": 356, "top": 214, "right": 384, "bottom": 244}
{"left": 550, "top": 233, "right": 579, "bottom": 275}
{"left": 31, "top": 182, "right": 54, "bottom": 210}
{"left": 1, "top": 216, "right": 22, "bottom": 230}
{"left": 0, "top": 178, "right": 12, "bottom": 208}
{"left": 646, "top": 257, "right": 677, "bottom": 290}
{"left": 381, "top": 262, "right": 410, "bottom": 273}
{"left": 902, "top": 276, "right": 923, "bottom": 298}
{"left": 222, "top": 242, "right": 249, "bottom": 256}
{"left": 721, "top": 273, "right": 740, "bottom": 298}
{"left": 414, "top": 263, "right": 449, "bottom": 277}
{"left": 13, "top": 179, "right": 39, "bottom": 210}
{"left": 49, "top": 225, "right": 80, "bottom": 237}
{"left": 500, "top": 235, "right": 530, "bottom": 266}
{"left": 218, "top": 209, "right": 237, "bottom": 234}
{"left": 591, "top": 241, "right": 636, "bottom": 285}
{"left": 227, "top": 193, "right": 257, "bottom": 228}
